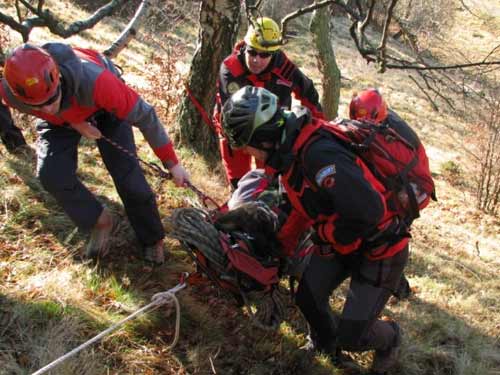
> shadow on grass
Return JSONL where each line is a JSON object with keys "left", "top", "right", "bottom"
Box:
{"left": 391, "top": 293, "right": 500, "bottom": 375}
{"left": 5, "top": 150, "right": 497, "bottom": 374}
{"left": 0, "top": 293, "right": 110, "bottom": 374}
{"left": 391, "top": 239, "right": 500, "bottom": 375}
{"left": 5, "top": 146, "right": 125, "bottom": 251}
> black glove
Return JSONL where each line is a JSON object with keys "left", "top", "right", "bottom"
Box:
{"left": 1, "top": 129, "right": 27, "bottom": 152}
{"left": 0, "top": 105, "right": 27, "bottom": 152}
{"left": 310, "top": 231, "right": 335, "bottom": 257}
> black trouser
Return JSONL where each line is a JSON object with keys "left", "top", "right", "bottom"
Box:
{"left": 0, "top": 104, "right": 27, "bottom": 152}
{"left": 296, "top": 246, "right": 408, "bottom": 353}
{"left": 35, "top": 113, "right": 164, "bottom": 246}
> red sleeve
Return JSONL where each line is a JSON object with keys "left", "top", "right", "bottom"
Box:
{"left": 277, "top": 210, "right": 312, "bottom": 256}
{"left": 155, "top": 142, "right": 179, "bottom": 167}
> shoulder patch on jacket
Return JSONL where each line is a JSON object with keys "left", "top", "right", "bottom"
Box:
{"left": 315, "top": 164, "right": 336, "bottom": 188}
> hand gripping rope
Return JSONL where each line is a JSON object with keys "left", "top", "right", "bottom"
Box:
{"left": 31, "top": 132, "right": 222, "bottom": 374}
{"left": 32, "top": 275, "right": 189, "bottom": 375}
{"left": 99, "top": 134, "right": 221, "bottom": 210}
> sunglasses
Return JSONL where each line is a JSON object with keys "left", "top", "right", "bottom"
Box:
{"left": 28, "top": 85, "right": 61, "bottom": 109}
{"left": 246, "top": 48, "right": 273, "bottom": 59}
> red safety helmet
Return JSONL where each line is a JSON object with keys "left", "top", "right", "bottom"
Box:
{"left": 349, "top": 88, "right": 388, "bottom": 124}
{"left": 4, "top": 44, "right": 60, "bottom": 105}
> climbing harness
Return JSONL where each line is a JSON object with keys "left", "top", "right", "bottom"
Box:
{"left": 32, "top": 276, "right": 188, "bottom": 375}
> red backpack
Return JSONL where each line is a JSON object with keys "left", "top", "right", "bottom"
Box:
{"left": 319, "top": 117, "right": 436, "bottom": 225}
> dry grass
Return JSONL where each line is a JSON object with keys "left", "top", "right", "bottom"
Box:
{"left": 0, "top": 0, "right": 499, "bottom": 374}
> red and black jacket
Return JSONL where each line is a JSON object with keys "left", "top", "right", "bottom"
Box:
{"left": 213, "top": 41, "right": 323, "bottom": 132}
{"left": 0, "top": 43, "right": 178, "bottom": 166}
{"left": 267, "top": 109, "right": 409, "bottom": 260}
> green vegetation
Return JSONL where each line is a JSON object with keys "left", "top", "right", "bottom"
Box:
{"left": 440, "top": 161, "right": 464, "bottom": 186}
{"left": 0, "top": 1, "right": 498, "bottom": 374}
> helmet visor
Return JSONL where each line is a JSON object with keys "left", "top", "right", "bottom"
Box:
{"left": 25, "top": 84, "right": 61, "bottom": 109}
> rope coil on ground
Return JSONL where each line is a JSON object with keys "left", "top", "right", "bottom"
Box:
{"left": 31, "top": 282, "right": 186, "bottom": 375}
{"left": 167, "top": 208, "right": 228, "bottom": 274}
{"left": 167, "top": 207, "right": 287, "bottom": 330}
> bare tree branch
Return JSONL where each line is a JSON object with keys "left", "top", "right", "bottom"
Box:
{"left": 37, "top": 0, "right": 45, "bottom": 14}
{"left": 377, "top": 0, "right": 398, "bottom": 72}
{"left": 352, "top": 0, "right": 376, "bottom": 54}
{"left": 246, "top": 0, "right": 356, "bottom": 47}
{"left": 18, "top": 0, "right": 37, "bottom": 15}
{"left": 482, "top": 43, "right": 500, "bottom": 63}
{"left": 409, "top": 74, "right": 439, "bottom": 111}
{"left": 457, "top": 0, "right": 482, "bottom": 18}
{"left": 354, "top": 0, "right": 364, "bottom": 17}
{"left": 45, "top": 0, "right": 127, "bottom": 38}
{"left": 14, "top": 0, "right": 23, "bottom": 23}
{"left": 103, "top": 0, "right": 150, "bottom": 58}
{"left": 243, "top": 0, "right": 500, "bottom": 118}
{"left": 418, "top": 70, "right": 456, "bottom": 110}
{"left": 0, "top": 11, "right": 27, "bottom": 37}
{"left": 0, "top": 0, "right": 127, "bottom": 42}
{"left": 359, "top": 0, "right": 375, "bottom": 35}
{"left": 384, "top": 60, "right": 500, "bottom": 71}
{"left": 349, "top": 17, "right": 376, "bottom": 63}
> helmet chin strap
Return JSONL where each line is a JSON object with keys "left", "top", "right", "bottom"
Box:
{"left": 263, "top": 110, "right": 308, "bottom": 173}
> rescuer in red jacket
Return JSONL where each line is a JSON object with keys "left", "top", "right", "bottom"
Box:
{"left": 0, "top": 43, "right": 190, "bottom": 264}
{"left": 221, "top": 86, "right": 408, "bottom": 374}
{"left": 349, "top": 88, "right": 437, "bottom": 300}
{"left": 213, "top": 17, "right": 323, "bottom": 189}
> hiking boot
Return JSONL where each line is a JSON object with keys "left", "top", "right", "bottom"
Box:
{"left": 299, "top": 338, "right": 359, "bottom": 370}
{"left": 85, "top": 208, "right": 116, "bottom": 259}
{"left": 392, "top": 274, "right": 411, "bottom": 300}
{"left": 371, "top": 321, "right": 402, "bottom": 374}
{"left": 144, "top": 239, "right": 166, "bottom": 265}
{"left": 299, "top": 335, "right": 337, "bottom": 358}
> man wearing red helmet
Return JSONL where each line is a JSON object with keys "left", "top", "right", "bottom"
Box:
{"left": 350, "top": 88, "right": 436, "bottom": 299}
{"left": 0, "top": 43, "right": 190, "bottom": 264}
{"left": 349, "top": 88, "right": 389, "bottom": 124}
{"left": 221, "top": 86, "right": 409, "bottom": 374}
{"left": 213, "top": 17, "right": 323, "bottom": 189}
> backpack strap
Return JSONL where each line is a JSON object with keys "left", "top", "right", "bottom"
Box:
{"left": 397, "top": 157, "right": 421, "bottom": 224}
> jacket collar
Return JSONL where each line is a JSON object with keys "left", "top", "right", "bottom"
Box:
{"left": 266, "top": 107, "right": 312, "bottom": 174}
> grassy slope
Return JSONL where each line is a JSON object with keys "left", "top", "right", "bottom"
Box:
{"left": 0, "top": 1, "right": 499, "bottom": 375}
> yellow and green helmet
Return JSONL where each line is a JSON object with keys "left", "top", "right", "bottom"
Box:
{"left": 244, "top": 17, "right": 282, "bottom": 52}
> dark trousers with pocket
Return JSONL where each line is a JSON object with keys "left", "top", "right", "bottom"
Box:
{"left": 35, "top": 113, "right": 164, "bottom": 246}
{"left": 296, "top": 245, "right": 408, "bottom": 353}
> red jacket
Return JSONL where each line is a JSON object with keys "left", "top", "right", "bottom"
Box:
{"left": 0, "top": 43, "right": 178, "bottom": 166}
{"left": 213, "top": 41, "right": 323, "bottom": 132}
{"left": 266, "top": 109, "right": 409, "bottom": 259}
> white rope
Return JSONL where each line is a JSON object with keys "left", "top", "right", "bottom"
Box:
{"left": 32, "top": 282, "right": 187, "bottom": 375}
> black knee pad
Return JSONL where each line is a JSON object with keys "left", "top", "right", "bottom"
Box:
{"left": 336, "top": 319, "right": 371, "bottom": 351}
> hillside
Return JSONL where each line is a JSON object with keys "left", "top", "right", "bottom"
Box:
{"left": 0, "top": 1, "right": 499, "bottom": 375}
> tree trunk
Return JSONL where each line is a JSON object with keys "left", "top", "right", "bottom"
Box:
{"left": 310, "top": 6, "right": 341, "bottom": 120}
{"left": 177, "top": 0, "right": 240, "bottom": 164}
